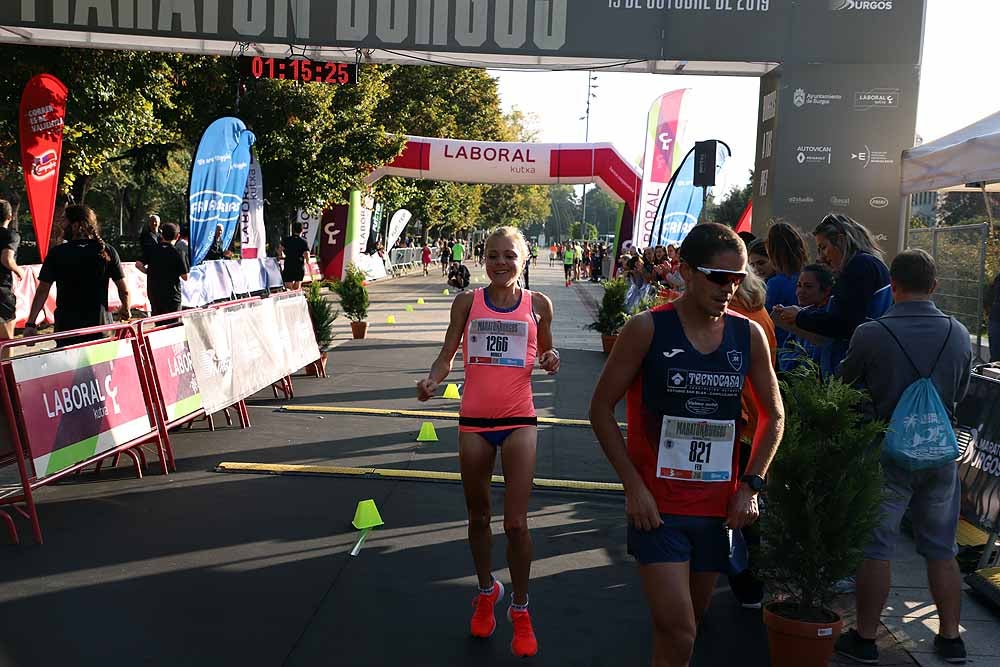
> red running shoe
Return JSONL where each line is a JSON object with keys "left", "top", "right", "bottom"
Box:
{"left": 470, "top": 580, "right": 504, "bottom": 638}
{"left": 508, "top": 607, "right": 538, "bottom": 657}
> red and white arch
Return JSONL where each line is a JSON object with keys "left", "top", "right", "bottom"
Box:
{"left": 366, "top": 136, "right": 640, "bottom": 248}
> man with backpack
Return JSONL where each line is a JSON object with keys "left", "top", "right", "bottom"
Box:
{"left": 835, "top": 249, "right": 973, "bottom": 665}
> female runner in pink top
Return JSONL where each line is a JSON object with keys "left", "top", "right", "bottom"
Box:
{"left": 417, "top": 227, "right": 559, "bottom": 658}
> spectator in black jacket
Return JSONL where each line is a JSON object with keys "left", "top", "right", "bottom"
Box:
{"left": 204, "top": 224, "right": 230, "bottom": 261}
{"left": 139, "top": 214, "right": 160, "bottom": 263}
{"left": 773, "top": 214, "right": 891, "bottom": 372}
{"left": 136, "top": 222, "right": 189, "bottom": 316}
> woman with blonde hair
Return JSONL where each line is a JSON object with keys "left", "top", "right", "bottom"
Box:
{"left": 418, "top": 226, "right": 560, "bottom": 658}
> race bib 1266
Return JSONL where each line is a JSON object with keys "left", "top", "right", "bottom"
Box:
{"left": 467, "top": 319, "right": 528, "bottom": 367}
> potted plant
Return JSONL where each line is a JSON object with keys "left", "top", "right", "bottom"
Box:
{"left": 587, "top": 277, "right": 629, "bottom": 353}
{"left": 304, "top": 279, "right": 339, "bottom": 376}
{"left": 757, "top": 359, "right": 886, "bottom": 667}
{"left": 332, "top": 263, "right": 370, "bottom": 339}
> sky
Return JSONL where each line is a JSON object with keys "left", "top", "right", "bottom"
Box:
{"left": 491, "top": 0, "right": 996, "bottom": 196}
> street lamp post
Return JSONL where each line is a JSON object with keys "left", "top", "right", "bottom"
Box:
{"left": 579, "top": 73, "right": 598, "bottom": 239}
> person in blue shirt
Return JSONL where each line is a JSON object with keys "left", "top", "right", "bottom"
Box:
{"left": 764, "top": 222, "right": 808, "bottom": 353}
{"left": 779, "top": 263, "right": 834, "bottom": 373}
{"left": 774, "top": 214, "right": 891, "bottom": 372}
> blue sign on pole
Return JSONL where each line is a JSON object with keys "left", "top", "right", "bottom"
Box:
{"left": 189, "top": 117, "right": 256, "bottom": 265}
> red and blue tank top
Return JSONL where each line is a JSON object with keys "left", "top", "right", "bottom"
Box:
{"left": 626, "top": 303, "right": 751, "bottom": 518}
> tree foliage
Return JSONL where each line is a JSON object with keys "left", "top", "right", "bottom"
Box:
{"left": 582, "top": 187, "right": 620, "bottom": 236}
{"left": 567, "top": 221, "right": 598, "bottom": 240}
{"left": 705, "top": 176, "right": 753, "bottom": 229}
{"left": 545, "top": 184, "right": 580, "bottom": 242}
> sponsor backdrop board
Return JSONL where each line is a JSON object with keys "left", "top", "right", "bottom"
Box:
{"left": 146, "top": 326, "right": 203, "bottom": 423}
{"left": 754, "top": 63, "right": 920, "bottom": 254}
{"left": 4, "top": 2, "right": 925, "bottom": 66}
{"left": 11, "top": 340, "right": 153, "bottom": 478}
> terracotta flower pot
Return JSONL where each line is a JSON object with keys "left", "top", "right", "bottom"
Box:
{"left": 351, "top": 321, "right": 369, "bottom": 339}
{"left": 763, "top": 603, "right": 843, "bottom": 667}
{"left": 601, "top": 334, "right": 618, "bottom": 354}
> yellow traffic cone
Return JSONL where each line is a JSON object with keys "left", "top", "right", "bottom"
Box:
{"left": 386, "top": 315, "right": 396, "bottom": 324}
{"left": 442, "top": 383, "right": 461, "bottom": 400}
{"left": 417, "top": 298, "right": 425, "bottom": 305}
{"left": 417, "top": 422, "right": 439, "bottom": 442}
{"left": 442, "top": 289, "right": 450, "bottom": 296}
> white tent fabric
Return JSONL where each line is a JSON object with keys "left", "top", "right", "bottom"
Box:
{"left": 902, "top": 111, "right": 1000, "bottom": 194}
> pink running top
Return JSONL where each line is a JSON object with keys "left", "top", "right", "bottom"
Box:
{"left": 460, "top": 288, "right": 538, "bottom": 433}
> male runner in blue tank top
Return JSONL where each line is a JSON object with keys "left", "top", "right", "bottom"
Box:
{"left": 591, "top": 223, "right": 785, "bottom": 667}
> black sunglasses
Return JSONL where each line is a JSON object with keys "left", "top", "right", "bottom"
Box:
{"left": 696, "top": 266, "right": 747, "bottom": 286}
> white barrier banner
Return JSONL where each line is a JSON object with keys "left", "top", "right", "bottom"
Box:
{"left": 274, "top": 294, "right": 320, "bottom": 373}
{"left": 184, "top": 308, "right": 236, "bottom": 415}
{"left": 227, "top": 300, "right": 283, "bottom": 400}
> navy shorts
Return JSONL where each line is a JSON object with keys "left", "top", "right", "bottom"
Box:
{"left": 627, "top": 514, "right": 747, "bottom": 574}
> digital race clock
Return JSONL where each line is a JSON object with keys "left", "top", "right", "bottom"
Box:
{"left": 238, "top": 56, "right": 358, "bottom": 85}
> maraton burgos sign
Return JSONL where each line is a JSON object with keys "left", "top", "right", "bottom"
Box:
{"left": 5, "top": 1, "right": 924, "bottom": 65}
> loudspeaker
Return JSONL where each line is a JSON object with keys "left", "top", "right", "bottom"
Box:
{"left": 693, "top": 140, "right": 717, "bottom": 188}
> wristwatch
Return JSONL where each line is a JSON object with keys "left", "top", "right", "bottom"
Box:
{"left": 741, "top": 474, "right": 765, "bottom": 493}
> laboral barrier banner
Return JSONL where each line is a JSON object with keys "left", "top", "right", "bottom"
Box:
{"left": 146, "top": 326, "right": 203, "bottom": 422}
{"left": 19, "top": 73, "right": 67, "bottom": 262}
{"left": 11, "top": 340, "right": 153, "bottom": 478}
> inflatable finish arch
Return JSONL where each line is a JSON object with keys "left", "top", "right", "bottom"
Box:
{"left": 365, "top": 135, "right": 641, "bottom": 254}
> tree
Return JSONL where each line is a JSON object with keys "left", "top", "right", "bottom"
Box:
{"left": 582, "top": 187, "right": 620, "bottom": 236}
{"left": 238, "top": 66, "right": 403, "bottom": 242}
{"left": 545, "top": 184, "right": 579, "bottom": 242}
{"left": 372, "top": 65, "right": 508, "bottom": 235}
{"left": 705, "top": 177, "right": 753, "bottom": 229}
{"left": 567, "top": 221, "right": 598, "bottom": 240}
{"left": 0, "top": 47, "right": 189, "bottom": 226}
{"left": 478, "top": 109, "right": 550, "bottom": 230}
{"left": 938, "top": 191, "right": 1000, "bottom": 234}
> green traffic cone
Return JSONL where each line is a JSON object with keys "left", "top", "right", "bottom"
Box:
{"left": 350, "top": 499, "right": 384, "bottom": 557}
{"left": 417, "top": 422, "right": 438, "bottom": 442}
{"left": 442, "top": 383, "right": 461, "bottom": 400}
{"left": 352, "top": 499, "right": 384, "bottom": 530}
{"left": 405, "top": 305, "right": 414, "bottom": 312}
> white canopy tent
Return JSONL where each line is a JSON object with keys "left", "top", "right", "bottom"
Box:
{"left": 902, "top": 111, "right": 1000, "bottom": 194}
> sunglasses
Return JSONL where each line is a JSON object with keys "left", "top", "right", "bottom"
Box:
{"left": 696, "top": 266, "right": 747, "bottom": 286}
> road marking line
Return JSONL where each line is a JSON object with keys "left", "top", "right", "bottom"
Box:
{"left": 279, "top": 405, "right": 624, "bottom": 429}
{"left": 216, "top": 461, "right": 624, "bottom": 493}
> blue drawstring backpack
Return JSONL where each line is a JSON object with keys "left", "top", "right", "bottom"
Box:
{"left": 877, "top": 318, "right": 959, "bottom": 470}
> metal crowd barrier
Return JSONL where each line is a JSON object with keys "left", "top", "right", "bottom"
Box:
{"left": 389, "top": 247, "right": 438, "bottom": 276}
{"left": 0, "top": 290, "right": 319, "bottom": 545}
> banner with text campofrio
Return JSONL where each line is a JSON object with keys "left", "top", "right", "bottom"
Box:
{"left": 11, "top": 340, "right": 154, "bottom": 478}
{"left": 146, "top": 326, "right": 203, "bottom": 423}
